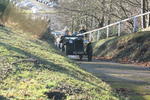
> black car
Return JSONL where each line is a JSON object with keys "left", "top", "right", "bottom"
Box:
{"left": 60, "top": 35, "right": 93, "bottom": 61}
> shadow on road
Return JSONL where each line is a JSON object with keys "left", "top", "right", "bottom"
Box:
{"left": 77, "top": 60, "right": 150, "bottom": 100}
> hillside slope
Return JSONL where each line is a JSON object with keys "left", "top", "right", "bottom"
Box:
{"left": 93, "top": 31, "right": 150, "bottom": 65}
{"left": 0, "top": 26, "right": 123, "bottom": 100}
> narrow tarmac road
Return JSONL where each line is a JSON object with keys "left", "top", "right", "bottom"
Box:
{"left": 76, "top": 59, "right": 150, "bottom": 100}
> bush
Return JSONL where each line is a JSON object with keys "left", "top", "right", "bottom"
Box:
{"left": 0, "top": 0, "right": 9, "bottom": 24}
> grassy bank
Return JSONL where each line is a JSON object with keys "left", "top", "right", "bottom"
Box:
{"left": 0, "top": 26, "right": 123, "bottom": 100}
{"left": 93, "top": 31, "right": 150, "bottom": 64}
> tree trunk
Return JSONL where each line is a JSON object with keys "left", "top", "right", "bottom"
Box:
{"left": 98, "top": 15, "right": 105, "bottom": 28}
{"left": 107, "top": 0, "right": 112, "bottom": 25}
{"left": 147, "top": 0, "right": 150, "bottom": 26}
{"left": 149, "top": 14, "right": 150, "bottom": 26}
{"left": 141, "top": 0, "right": 146, "bottom": 28}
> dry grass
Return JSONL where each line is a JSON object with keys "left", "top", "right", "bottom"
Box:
{"left": 1, "top": 3, "right": 49, "bottom": 38}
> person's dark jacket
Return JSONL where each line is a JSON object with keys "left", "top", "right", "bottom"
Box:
{"left": 79, "top": 29, "right": 87, "bottom": 34}
{"left": 86, "top": 42, "right": 93, "bottom": 55}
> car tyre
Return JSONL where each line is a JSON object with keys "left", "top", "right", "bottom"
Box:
{"left": 79, "top": 55, "right": 83, "bottom": 60}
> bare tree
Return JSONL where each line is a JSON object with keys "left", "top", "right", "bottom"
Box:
{"left": 58, "top": 0, "right": 150, "bottom": 32}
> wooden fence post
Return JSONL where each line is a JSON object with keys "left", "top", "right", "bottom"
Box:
{"left": 107, "top": 26, "right": 109, "bottom": 38}
{"left": 89, "top": 32, "right": 92, "bottom": 41}
{"left": 133, "top": 16, "right": 138, "bottom": 32}
{"left": 118, "top": 22, "right": 121, "bottom": 36}
{"left": 147, "top": 14, "right": 150, "bottom": 27}
{"left": 97, "top": 31, "right": 100, "bottom": 41}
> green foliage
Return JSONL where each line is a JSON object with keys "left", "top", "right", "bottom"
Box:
{"left": 0, "top": 0, "right": 9, "bottom": 24}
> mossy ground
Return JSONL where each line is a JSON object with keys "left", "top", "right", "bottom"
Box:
{"left": 0, "top": 26, "right": 123, "bottom": 100}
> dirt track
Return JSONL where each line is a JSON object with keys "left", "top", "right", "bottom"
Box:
{"left": 76, "top": 59, "right": 150, "bottom": 100}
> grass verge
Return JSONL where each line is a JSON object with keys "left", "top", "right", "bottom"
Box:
{"left": 0, "top": 26, "right": 124, "bottom": 100}
{"left": 93, "top": 31, "right": 150, "bottom": 64}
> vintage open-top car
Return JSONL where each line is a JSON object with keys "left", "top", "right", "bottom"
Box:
{"left": 60, "top": 35, "right": 93, "bottom": 61}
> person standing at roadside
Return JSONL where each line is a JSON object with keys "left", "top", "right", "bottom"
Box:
{"left": 78, "top": 25, "right": 89, "bottom": 39}
{"left": 86, "top": 41, "right": 93, "bottom": 61}
{"left": 79, "top": 25, "right": 87, "bottom": 34}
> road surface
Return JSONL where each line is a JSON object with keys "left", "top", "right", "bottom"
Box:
{"left": 75, "top": 58, "right": 150, "bottom": 100}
